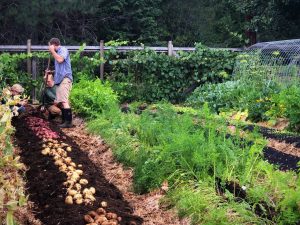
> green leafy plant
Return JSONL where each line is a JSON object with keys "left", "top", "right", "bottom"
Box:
{"left": 70, "top": 78, "right": 119, "bottom": 118}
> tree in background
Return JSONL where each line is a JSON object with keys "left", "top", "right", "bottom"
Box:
{"left": 0, "top": 0, "right": 299, "bottom": 46}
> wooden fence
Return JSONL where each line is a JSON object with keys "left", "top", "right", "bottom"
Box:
{"left": 0, "top": 40, "right": 242, "bottom": 102}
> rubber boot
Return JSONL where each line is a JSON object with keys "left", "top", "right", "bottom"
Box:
{"left": 59, "top": 108, "right": 73, "bottom": 128}
{"left": 61, "top": 108, "right": 66, "bottom": 124}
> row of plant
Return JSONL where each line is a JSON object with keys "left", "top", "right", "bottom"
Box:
{"left": 0, "top": 43, "right": 237, "bottom": 104}
{"left": 187, "top": 53, "right": 300, "bottom": 131}
{"left": 70, "top": 78, "right": 300, "bottom": 225}
{"left": 0, "top": 88, "right": 27, "bottom": 225}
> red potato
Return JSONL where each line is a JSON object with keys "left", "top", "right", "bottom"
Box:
{"left": 84, "top": 215, "right": 94, "bottom": 223}
{"left": 88, "top": 211, "right": 98, "bottom": 218}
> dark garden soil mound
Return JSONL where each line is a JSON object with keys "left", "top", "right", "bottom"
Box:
{"left": 243, "top": 125, "right": 300, "bottom": 171}
{"left": 244, "top": 124, "right": 300, "bottom": 147}
{"left": 263, "top": 147, "right": 299, "bottom": 171}
{"left": 12, "top": 112, "right": 142, "bottom": 225}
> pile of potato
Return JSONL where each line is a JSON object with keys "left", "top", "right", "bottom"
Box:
{"left": 84, "top": 202, "right": 122, "bottom": 225}
{"left": 41, "top": 138, "right": 96, "bottom": 205}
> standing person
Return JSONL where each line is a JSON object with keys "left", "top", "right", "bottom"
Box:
{"left": 47, "top": 38, "right": 73, "bottom": 128}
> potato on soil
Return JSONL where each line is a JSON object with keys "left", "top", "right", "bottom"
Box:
{"left": 96, "top": 207, "right": 106, "bottom": 215}
{"left": 95, "top": 216, "right": 108, "bottom": 224}
{"left": 75, "top": 183, "right": 82, "bottom": 190}
{"left": 83, "top": 188, "right": 92, "bottom": 195}
{"left": 85, "top": 194, "right": 96, "bottom": 201}
{"left": 74, "top": 193, "right": 83, "bottom": 200}
{"left": 67, "top": 189, "right": 77, "bottom": 196}
{"left": 66, "top": 146, "right": 72, "bottom": 152}
{"left": 64, "top": 157, "right": 72, "bottom": 164}
{"left": 84, "top": 215, "right": 94, "bottom": 223}
{"left": 89, "top": 187, "right": 96, "bottom": 194}
{"left": 106, "top": 212, "right": 117, "bottom": 220}
{"left": 79, "top": 179, "right": 88, "bottom": 185}
{"left": 88, "top": 211, "right": 98, "bottom": 218}
{"left": 75, "top": 198, "right": 83, "bottom": 204}
{"left": 100, "top": 201, "right": 108, "bottom": 208}
{"left": 75, "top": 169, "right": 83, "bottom": 175}
{"left": 65, "top": 196, "right": 73, "bottom": 204}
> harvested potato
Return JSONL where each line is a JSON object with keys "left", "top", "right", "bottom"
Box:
{"left": 101, "top": 201, "right": 108, "bottom": 208}
{"left": 67, "top": 189, "right": 77, "bottom": 196}
{"left": 41, "top": 148, "right": 50, "bottom": 155}
{"left": 65, "top": 196, "right": 73, "bottom": 204}
{"left": 70, "top": 162, "right": 76, "bottom": 167}
{"left": 64, "top": 157, "right": 72, "bottom": 164}
{"left": 66, "top": 146, "right": 72, "bottom": 152}
{"left": 95, "top": 216, "right": 108, "bottom": 224}
{"left": 96, "top": 207, "right": 106, "bottom": 215}
{"left": 79, "top": 179, "right": 88, "bottom": 185}
{"left": 74, "top": 193, "right": 83, "bottom": 200}
{"left": 85, "top": 194, "right": 96, "bottom": 201}
{"left": 88, "top": 211, "right": 98, "bottom": 218}
{"left": 75, "top": 198, "right": 83, "bottom": 204}
{"left": 84, "top": 215, "right": 94, "bottom": 223}
{"left": 106, "top": 213, "right": 117, "bottom": 220}
{"left": 89, "top": 187, "right": 96, "bottom": 194}
{"left": 75, "top": 169, "right": 83, "bottom": 175}
{"left": 83, "top": 188, "right": 91, "bottom": 195}
{"left": 75, "top": 183, "right": 82, "bottom": 190}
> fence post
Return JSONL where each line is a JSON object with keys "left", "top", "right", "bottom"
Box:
{"left": 100, "top": 40, "right": 104, "bottom": 80}
{"left": 31, "top": 59, "right": 37, "bottom": 103}
{"left": 27, "top": 39, "right": 31, "bottom": 75}
{"left": 168, "top": 40, "right": 173, "bottom": 56}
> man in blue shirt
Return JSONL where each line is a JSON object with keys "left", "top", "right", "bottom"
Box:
{"left": 48, "top": 38, "right": 73, "bottom": 128}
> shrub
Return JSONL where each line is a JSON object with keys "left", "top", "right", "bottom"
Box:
{"left": 70, "top": 78, "right": 119, "bottom": 118}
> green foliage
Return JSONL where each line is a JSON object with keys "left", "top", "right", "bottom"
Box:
{"left": 187, "top": 52, "right": 283, "bottom": 122}
{"left": 186, "top": 80, "right": 240, "bottom": 112}
{"left": 109, "top": 43, "right": 237, "bottom": 103}
{"left": 187, "top": 79, "right": 280, "bottom": 122}
{"left": 0, "top": 53, "right": 35, "bottom": 94}
{"left": 266, "top": 84, "right": 300, "bottom": 131}
{"left": 70, "top": 78, "right": 119, "bottom": 118}
{"left": 0, "top": 89, "right": 27, "bottom": 225}
{"left": 167, "top": 184, "right": 263, "bottom": 225}
{"left": 71, "top": 44, "right": 105, "bottom": 82}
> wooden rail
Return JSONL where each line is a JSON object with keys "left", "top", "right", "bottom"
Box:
{"left": 0, "top": 45, "right": 242, "bottom": 53}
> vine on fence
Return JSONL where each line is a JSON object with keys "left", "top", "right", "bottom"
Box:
{"left": 109, "top": 43, "right": 237, "bottom": 102}
{"left": 0, "top": 43, "right": 237, "bottom": 103}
